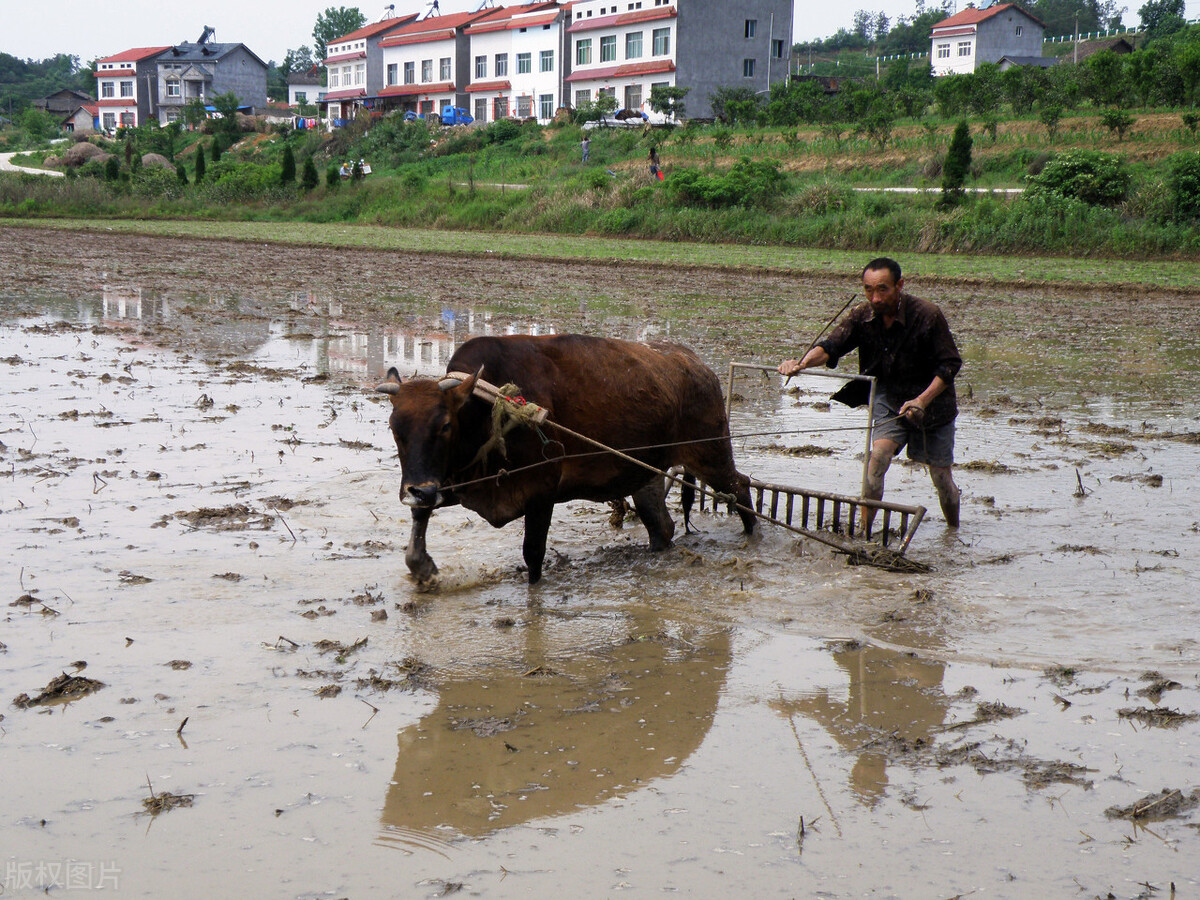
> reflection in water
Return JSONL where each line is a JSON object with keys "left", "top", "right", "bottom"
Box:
{"left": 379, "top": 625, "right": 730, "bottom": 849}
{"left": 773, "top": 642, "right": 949, "bottom": 806}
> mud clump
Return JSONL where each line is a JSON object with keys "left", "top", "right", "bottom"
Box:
{"left": 1117, "top": 706, "right": 1198, "bottom": 728}
{"left": 13, "top": 672, "right": 105, "bottom": 708}
{"left": 142, "top": 788, "right": 195, "bottom": 816}
{"left": 175, "top": 504, "right": 275, "bottom": 531}
{"left": 1105, "top": 788, "right": 1200, "bottom": 821}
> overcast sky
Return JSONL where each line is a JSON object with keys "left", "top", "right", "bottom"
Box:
{"left": 2, "top": 0, "right": 1196, "bottom": 68}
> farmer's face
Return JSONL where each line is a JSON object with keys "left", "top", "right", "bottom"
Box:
{"left": 863, "top": 267, "right": 903, "bottom": 318}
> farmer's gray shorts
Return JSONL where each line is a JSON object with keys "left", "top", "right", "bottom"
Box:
{"left": 871, "top": 393, "right": 955, "bottom": 468}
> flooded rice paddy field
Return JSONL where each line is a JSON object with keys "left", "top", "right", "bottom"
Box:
{"left": 1, "top": 227, "right": 1199, "bottom": 898}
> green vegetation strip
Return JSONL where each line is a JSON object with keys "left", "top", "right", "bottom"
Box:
{"left": 5, "top": 217, "right": 1196, "bottom": 289}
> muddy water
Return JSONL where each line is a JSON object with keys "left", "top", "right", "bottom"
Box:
{"left": 2, "top": 232, "right": 1199, "bottom": 899}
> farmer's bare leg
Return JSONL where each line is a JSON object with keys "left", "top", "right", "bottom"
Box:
{"left": 862, "top": 438, "right": 899, "bottom": 534}
{"left": 929, "top": 465, "right": 960, "bottom": 527}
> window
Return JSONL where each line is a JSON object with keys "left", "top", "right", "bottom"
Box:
{"left": 166, "top": 80, "right": 180, "bottom": 98}
{"left": 419, "top": 99, "right": 434, "bottom": 114}
{"left": 101, "top": 82, "right": 115, "bottom": 98}
{"left": 773, "top": 39, "right": 785, "bottom": 58}
{"left": 626, "top": 31, "right": 643, "bottom": 59}
{"left": 936, "top": 43, "right": 950, "bottom": 59}
{"left": 120, "top": 112, "right": 135, "bottom": 127}
{"left": 494, "top": 96, "right": 509, "bottom": 118}
{"left": 599, "top": 86, "right": 616, "bottom": 99}
{"left": 540, "top": 50, "right": 553, "bottom": 73}
{"left": 539, "top": 93, "right": 553, "bottom": 119}
{"left": 476, "top": 55, "right": 488, "bottom": 79}
{"left": 576, "top": 39, "right": 592, "bottom": 65}
{"left": 1015, "top": 25, "right": 1023, "bottom": 36}
{"left": 354, "top": 64, "right": 364, "bottom": 85}
{"left": 575, "top": 88, "right": 591, "bottom": 107}
{"left": 517, "top": 95, "right": 532, "bottom": 117}
{"left": 441, "top": 57, "right": 451, "bottom": 79}
{"left": 600, "top": 35, "right": 617, "bottom": 62}
{"left": 102, "top": 112, "right": 116, "bottom": 130}
{"left": 387, "top": 63, "right": 397, "bottom": 85}
{"left": 404, "top": 61, "right": 415, "bottom": 83}
{"left": 745, "top": 19, "right": 757, "bottom": 38}
{"left": 652, "top": 27, "right": 670, "bottom": 56}
{"left": 342, "top": 66, "right": 351, "bottom": 83}
{"left": 295, "top": 91, "right": 306, "bottom": 102}
{"left": 474, "top": 98, "right": 487, "bottom": 123}
{"left": 957, "top": 41, "right": 971, "bottom": 56}
{"left": 517, "top": 52, "right": 532, "bottom": 74}
{"left": 330, "top": 71, "right": 339, "bottom": 87}
{"left": 743, "top": 58, "right": 755, "bottom": 77}
{"left": 120, "top": 81, "right": 133, "bottom": 97}
{"left": 624, "top": 84, "right": 641, "bottom": 109}
{"left": 422, "top": 59, "right": 433, "bottom": 82}
{"left": 495, "top": 53, "right": 508, "bottom": 76}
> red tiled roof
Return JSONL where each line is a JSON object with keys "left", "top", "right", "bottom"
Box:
{"left": 96, "top": 68, "right": 137, "bottom": 78}
{"left": 569, "top": 13, "right": 620, "bottom": 32}
{"left": 616, "top": 7, "right": 675, "bottom": 26}
{"left": 380, "top": 7, "right": 508, "bottom": 45}
{"left": 565, "top": 59, "right": 674, "bottom": 83}
{"left": 329, "top": 14, "right": 419, "bottom": 44}
{"left": 379, "top": 81, "right": 455, "bottom": 97}
{"left": 93, "top": 99, "right": 138, "bottom": 108}
{"left": 467, "top": 11, "right": 561, "bottom": 34}
{"left": 932, "top": 26, "right": 977, "bottom": 38}
{"left": 932, "top": 3, "right": 1044, "bottom": 30}
{"left": 323, "top": 88, "right": 367, "bottom": 100}
{"left": 96, "top": 46, "right": 170, "bottom": 65}
{"left": 467, "top": 79, "right": 512, "bottom": 93}
{"left": 381, "top": 29, "right": 457, "bottom": 47}
{"left": 324, "top": 51, "right": 367, "bottom": 65}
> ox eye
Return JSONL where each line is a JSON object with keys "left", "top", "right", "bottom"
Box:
{"left": 439, "top": 422, "right": 452, "bottom": 437}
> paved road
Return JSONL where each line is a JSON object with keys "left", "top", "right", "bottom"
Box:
{"left": 0, "top": 151, "right": 65, "bottom": 177}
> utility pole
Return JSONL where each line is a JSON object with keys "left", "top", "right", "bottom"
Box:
{"left": 1073, "top": 11, "right": 1079, "bottom": 64}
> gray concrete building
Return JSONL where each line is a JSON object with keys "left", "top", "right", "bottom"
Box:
{"left": 931, "top": 3, "right": 1045, "bottom": 76}
{"left": 155, "top": 27, "right": 269, "bottom": 123}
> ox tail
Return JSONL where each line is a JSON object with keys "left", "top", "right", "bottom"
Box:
{"left": 680, "top": 471, "right": 697, "bottom": 535}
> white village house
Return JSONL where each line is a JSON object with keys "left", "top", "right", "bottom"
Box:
{"left": 930, "top": 2, "right": 1046, "bottom": 76}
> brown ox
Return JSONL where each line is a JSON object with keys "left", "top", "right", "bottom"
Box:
{"left": 376, "top": 334, "right": 755, "bottom": 584}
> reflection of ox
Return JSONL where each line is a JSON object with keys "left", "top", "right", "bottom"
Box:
{"left": 376, "top": 334, "right": 755, "bottom": 583}
{"left": 380, "top": 625, "right": 730, "bottom": 842}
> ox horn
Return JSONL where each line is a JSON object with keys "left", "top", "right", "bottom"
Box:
{"left": 375, "top": 366, "right": 404, "bottom": 395}
{"left": 438, "top": 365, "right": 484, "bottom": 392}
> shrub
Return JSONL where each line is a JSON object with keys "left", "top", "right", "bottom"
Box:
{"left": 485, "top": 119, "right": 522, "bottom": 145}
{"left": 941, "top": 120, "right": 972, "bottom": 204}
{"left": 794, "top": 183, "right": 852, "bottom": 214}
{"left": 1167, "top": 151, "right": 1200, "bottom": 220}
{"left": 301, "top": 156, "right": 319, "bottom": 191}
{"left": 280, "top": 146, "right": 296, "bottom": 185}
{"left": 326, "top": 164, "right": 340, "bottom": 190}
{"left": 666, "top": 158, "right": 786, "bottom": 208}
{"left": 1026, "top": 150, "right": 1130, "bottom": 206}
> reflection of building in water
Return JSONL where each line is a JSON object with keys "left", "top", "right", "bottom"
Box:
{"left": 317, "top": 304, "right": 562, "bottom": 381}
{"left": 772, "top": 643, "right": 949, "bottom": 806}
{"left": 101, "top": 286, "right": 172, "bottom": 324}
{"left": 377, "top": 627, "right": 730, "bottom": 849}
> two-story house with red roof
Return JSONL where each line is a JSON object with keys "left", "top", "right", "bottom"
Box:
{"left": 930, "top": 3, "right": 1045, "bottom": 76}
{"left": 376, "top": 8, "right": 510, "bottom": 119}
{"left": 322, "top": 14, "right": 420, "bottom": 123}
{"left": 464, "top": 2, "right": 566, "bottom": 124}
{"left": 93, "top": 47, "right": 171, "bottom": 131}
{"left": 565, "top": 0, "right": 793, "bottom": 120}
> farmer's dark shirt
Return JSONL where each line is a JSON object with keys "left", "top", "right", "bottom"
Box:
{"left": 817, "top": 291, "right": 962, "bottom": 427}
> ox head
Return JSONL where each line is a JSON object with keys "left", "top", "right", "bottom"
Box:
{"left": 375, "top": 366, "right": 479, "bottom": 509}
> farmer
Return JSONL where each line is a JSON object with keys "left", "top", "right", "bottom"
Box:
{"left": 648, "top": 146, "right": 662, "bottom": 179}
{"left": 777, "top": 257, "right": 963, "bottom": 527}
{"left": 581, "top": 135, "right": 590, "bottom": 163}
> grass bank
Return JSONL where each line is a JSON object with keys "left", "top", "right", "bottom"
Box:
{"left": 4, "top": 217, "right": 1196, "bottom": 290}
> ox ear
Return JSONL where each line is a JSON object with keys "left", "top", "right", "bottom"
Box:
{"left": 374, "top": 366, "right": 403, "bottom": 396}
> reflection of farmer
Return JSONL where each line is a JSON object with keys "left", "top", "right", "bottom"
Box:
{"left": 581, "top": 135, "right": 590, "bottom": 163}
{"left": 648, "top": 146, "right": 662, "bottom": 180}
{"left": 778, "top": 257, "right": 963, "bottom": 527}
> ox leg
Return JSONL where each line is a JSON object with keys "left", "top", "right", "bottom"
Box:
{"left": 632, "top": 477, "right": 675, "bottom": 551}
{"left": 405, "top": 508, "right": 438, "bottom": 583}
{"left": 522, "top": 500, "right": 554, "bottom": 584}
{"left": 680, "top": 472, "right": 697, "bottom": 534}
{"left": 732, "top": 471, "right": 756, "bottom": 535}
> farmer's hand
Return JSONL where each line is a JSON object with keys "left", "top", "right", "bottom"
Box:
{"left": 899, "top": 399, "right": 926, "bottom": 425}
{"left": 778, "top": 358, "right": 803, "bottom": 377}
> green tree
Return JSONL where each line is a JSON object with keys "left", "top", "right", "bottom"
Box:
{"left": 183, "top": 97, "right": 208, "bottom": 130}
{"left": 1082, "top": 50, "right": 1127, "bottom": 107}
{"left": 301, "top": 155, "right": 319, "bottom": 191}
{"left": 210, "top": 135, "right": 223, "bottom": 162}
{"left": 313, "top": 7, "right": 367, "bottom": 62}
{"left": 1139, "top": 0, "right": 1186, "bottom": 39}
{"left": 649, "top": 85, "right": 689, "bottom": 120}
{"left": 176, "top": 162, "right": 188, "bottom": 185}
{"left": 1100, "top": 108, "right": 1136, "bottom": 139}
{"left": 1027, "top": 149, "right": 1130, "bottom": 204}
{"left": 194, "top": 143, "right": 206, "bottom": 183}
{"left": 1039, "top": 104, "right": 1064, "bottom": 141}
{"left": 19, "top": 107, "right": 57, "bottom": 141}
{"left": 209, "top": 91, "right": 242, "bottom": 138}
{"left": 710, "top": 86, "right": 760, "bottom": 124}
{"left": 857, "top": 98, "right": 896, "bottom": 149}
{"left": 941, "top": 119, "right": 972, "bottom": 204}
{"left": 1167, "top": 150, "right": 1200, "bottom": 219}
{"left": 280, "top": 145, "right": 297, "bottom": 184}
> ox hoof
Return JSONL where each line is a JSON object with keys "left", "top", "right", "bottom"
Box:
{"left": 406, "top": 557, "right": 439, "bottom": 584}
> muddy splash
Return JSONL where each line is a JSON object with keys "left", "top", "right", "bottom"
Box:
{"left": 1, "top": 226, "right": 1198, "bottom": 899}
